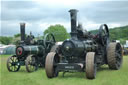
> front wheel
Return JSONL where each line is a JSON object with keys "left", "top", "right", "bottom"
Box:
{"left": 45, "top": 52, "right": 58, "bottom": 78}
{"left": 7, "top": 55, "right": 20, "bottom": 72}
{"left": 85, "top": 52, "right": 97, "bottom": 79}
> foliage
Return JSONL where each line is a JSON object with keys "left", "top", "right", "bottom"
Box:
{"left": 109, "top": 26, "right": 128, "bottom": 44}
{"left": 14, "top": 34, "right": 21, "bottom": 38}
{"left": 13, "top": 33, "right": 22, "bottom": 45}
{"left": 0, "top": 36, "right": 13, "bottom": 45}
{"left": 14, "top": 33, "right": 27, "bottom": 38}
{"left": 44, "top": 24, "right": 69, "bottom": 41}
{"left": 12, "top": 37, "right": 20, "bottom": 46}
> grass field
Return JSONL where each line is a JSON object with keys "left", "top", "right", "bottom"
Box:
{"left": 0, "top": 55, "right": 128, "bottom": 85}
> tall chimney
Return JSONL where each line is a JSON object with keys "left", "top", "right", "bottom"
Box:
{"left": 69, "top": 9, "right": 78, "bottom": 40}
{"left": 20, "top": 23, "right": 25, "bottom": 41}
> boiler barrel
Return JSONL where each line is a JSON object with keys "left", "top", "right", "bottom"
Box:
{"left": 16, "top": 45, "right": 45, "bottom": 57}
{"left": 61, "top": 40, "right": 97, "bottom": 57}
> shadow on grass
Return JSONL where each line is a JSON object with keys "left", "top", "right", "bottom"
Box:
{"left": 97, "top": 66, "right": 110, "bottom": 72}
{"left": 58, "top": 72, "right": 85, "bottom": 79}
{"left": 16, "top": 67, "right": 45, "bottom": 73}
{"left": 56, "top": 66, "right": 115, "bottom": 79}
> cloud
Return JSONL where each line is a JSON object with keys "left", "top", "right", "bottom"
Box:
{"left": 79, "top": 1, "right": 128, "bottom": 24}
{"left": 1, "top": 0, "right": 128, "bottom": 36}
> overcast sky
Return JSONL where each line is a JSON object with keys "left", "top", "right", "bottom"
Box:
{"left": 1, "top": 0, "right": 128, "bottom": 36}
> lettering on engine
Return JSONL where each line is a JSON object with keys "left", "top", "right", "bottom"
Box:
{"left": 65, "top": 66, "right": 74, "bottom": 69}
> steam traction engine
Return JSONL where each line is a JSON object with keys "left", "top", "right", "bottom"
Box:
{"left": 45, "top": 9, "right": 123, "bottom": 79}
{"left": 7, "top": 23, "right": 56, "bottom": 72}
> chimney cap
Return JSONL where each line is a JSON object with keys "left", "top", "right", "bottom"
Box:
{"left": 20, "top": 23, "right": 25, "bottom": 26}
{"left": 69, "top": 9, "right": 78, "bottom": 12}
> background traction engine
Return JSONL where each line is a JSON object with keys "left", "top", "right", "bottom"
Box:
{"left": 7, "top": 23, "right": 56, "bottom": 72}
{"left": 45, "top": 9, "right": 123, "bottom": 79}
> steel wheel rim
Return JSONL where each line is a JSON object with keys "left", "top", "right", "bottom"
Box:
{"left": 25, "top": 55, "right": 38, "bottom": 72}
{"left": 7, "top": 55, "right": 20, "bottom": 72}
{"left": 28, "top": 57, "right": 36, "bottom": 71}
{"left": 45, "top": 52, "right": 59, "bottom": 78}
{"left": 115, "top": 43, "right": 122, "bottom": 68}
{"left": 85, "top": 52, "right": 97, "bottom": 79}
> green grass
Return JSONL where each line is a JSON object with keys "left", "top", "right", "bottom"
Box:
{"left": 1, "top": 55, "right": 128, "bottom": 85}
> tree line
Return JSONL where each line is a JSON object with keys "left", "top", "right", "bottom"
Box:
{"left": 0, "top": 24, "right": 70, "bottom": 45}
{"left": 0, "top": 24, "right": 128, "bottom": 45}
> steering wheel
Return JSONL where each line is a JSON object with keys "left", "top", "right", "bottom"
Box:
{"left": 43, "top": 33, "right": 56, "bottom": 51}
{"left": 98, "top": 24, "right": 109, "bottom": 46}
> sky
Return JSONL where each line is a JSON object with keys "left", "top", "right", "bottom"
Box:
{"left": 1, "top": 0, "right": 128, "bottom": 36}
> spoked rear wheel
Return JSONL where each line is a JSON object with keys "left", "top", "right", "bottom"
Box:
{"left": 85, "top": 52, "right": 97, "bottom": 79}
{"left": 45, "top": 52, "right": 59, "bottom": 78}
{"left": 107, "top": 42, "right": 123, "bottom": 70}
{"left": 25, "top": 55, "right": 38, "bottom": 72}
{"left": 7, "top": 55, "right": 20, "bottom": 72}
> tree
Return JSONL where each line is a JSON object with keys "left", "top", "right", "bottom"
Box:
{"left": 11, "top": 34, "right": 21, "bottom": 45}
{"left": 13, "top": 33, "right": 28, "bottom": 45}
{"left": 14, "top": 34, "right": 21, "bottom": 38}
{"left": 44, "top": 24, "right": 69, "bottom": 41}
{"left": 0, "top": 36, "right": 13, "bottom": 45}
